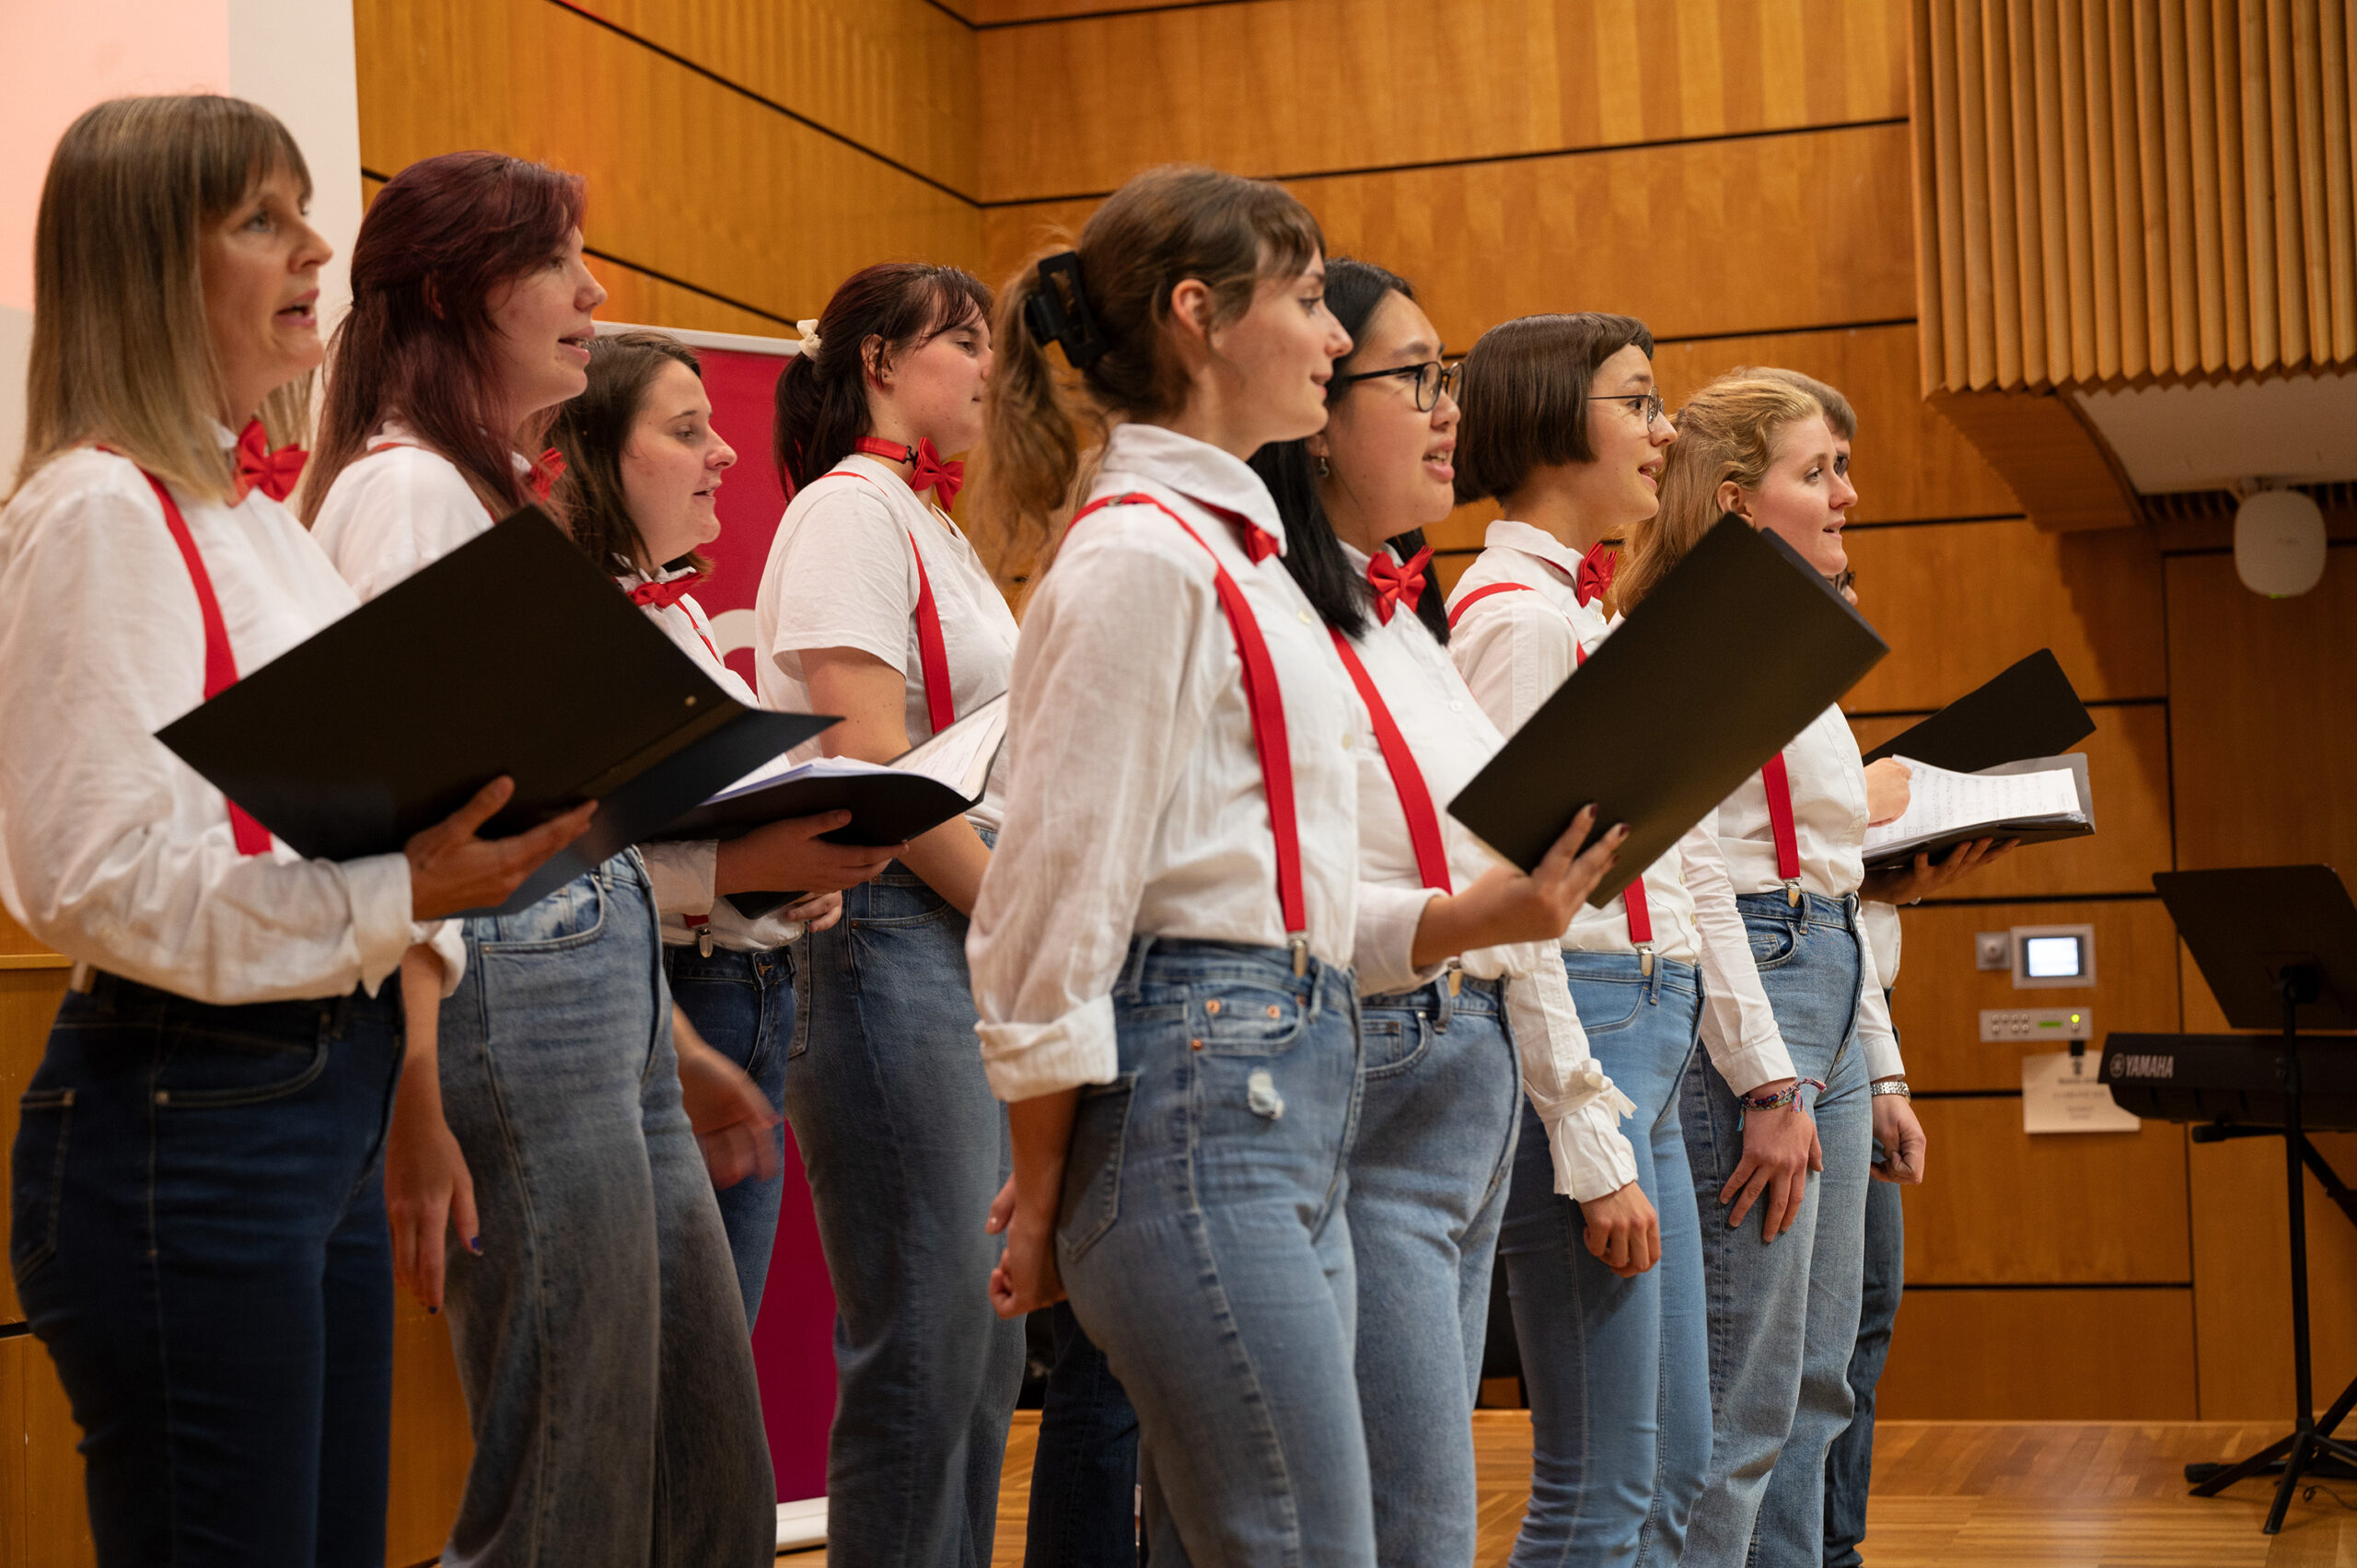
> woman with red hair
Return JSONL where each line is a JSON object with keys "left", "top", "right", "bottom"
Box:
{"left": 304, "top": 152, "right": 774, "bottom": 1565}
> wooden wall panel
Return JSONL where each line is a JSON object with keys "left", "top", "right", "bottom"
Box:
{"left": 977, "top": 0, "right": 1909, "bottom": 203}
{"left": 1880, "top": 898, "right": 2180, "bottom": 1092}
{"left": 1654, "top": 323, "right": 2019, "bottom": 523}
{"left": 2186, "top": 1127, "right": 2357, "bottom": 1421}
{"left": 590, "top": 0, "right": 980, "bottom": 195}
{"left": 0, "top": 972, "right": 64, "bottom": 1330}
{"left": 1849, "top": 703, "right": 2175, "bottom": 897}
{"left": 388, "top": 1300, "right": 471, "bottom": 1565}
{"left": 0, "top": 1336, "right": 20, "bottom": 1568}
{"left": 1839, "top": 518, "right": 2167, "bottom": 709}
{"left": 981, "top": 122, "right": 1920, "bottom": 345}
{"left": 354, "top": 0, "right": 981, "bottom": 327}
{"left": 2165, "top": 548, "right": 2357, "bottom": 873}
{"left": 1903, "top": 1098, "right": 2189, "bottom": 1284}
{"left": 1876, "top": 1286, "right": 2199, "bottom": 1419}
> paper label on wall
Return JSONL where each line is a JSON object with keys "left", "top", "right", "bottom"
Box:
{"left": 2021, "top": 1051, "right": 2142, "bottom": 1133}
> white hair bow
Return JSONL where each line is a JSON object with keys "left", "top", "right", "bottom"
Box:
{"left": 791, "top": 319, "right": 822, "bottom": 359}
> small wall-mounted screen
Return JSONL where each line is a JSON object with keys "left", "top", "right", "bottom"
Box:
{"left": 2024, "top": 935, "right": 2084, "bottom": 979}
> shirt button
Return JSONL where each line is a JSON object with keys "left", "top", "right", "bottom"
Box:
{"left": 1341, "top": 734, "right": 1353, "bottom": 749}
{"left": 1449, "top": 700, "right": 1463, "bottom": 712}
{"left": 1299, "top": 610, "right": 1315, "bottom": 624}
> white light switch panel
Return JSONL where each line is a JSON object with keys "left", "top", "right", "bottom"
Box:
{"left": 1980, "top": 1007, "right": 2094, "bottom": 1043}
{"left": 1976, "top": 932, "right": 2011, "bottom": 970}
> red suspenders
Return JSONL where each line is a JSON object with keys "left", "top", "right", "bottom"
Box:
{"left": 1325, "top": 632, "right": 1452, "bottom": 894}
{"left": 1759, "top": 751, "right": 1805, "bottom": 905}
{"left": 1066, "top": 492, "right": 1309, "bottom": 971}
{"left": 117, "top": 461, "right": 273, "bottom": 856}
{"left": 833, "top": 468, "right": 959, "bottom": 738}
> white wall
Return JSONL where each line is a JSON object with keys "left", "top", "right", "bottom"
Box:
{"left": 0, "top": 0, "right": 358, "bottom": 486}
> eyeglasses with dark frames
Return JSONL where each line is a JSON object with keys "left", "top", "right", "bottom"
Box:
{"left": 1588, "top": 388, "right": 1668, "bottom": 426}
{"left": 1331, "top": 358, "right": 1462, "bottom": 412}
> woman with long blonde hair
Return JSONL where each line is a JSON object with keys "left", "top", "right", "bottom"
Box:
{"left": 0, "top": 97, "right": 582, "bottom": 1563}
{"left": 1620, "top": 374, "right": 1923, "bottom": 1568}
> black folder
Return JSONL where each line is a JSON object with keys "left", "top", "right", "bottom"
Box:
{"left": 157, "top": 509, "right": 833, "bottom": 917}
{"left": 1858, "top": 648, "right": 2095, "bottom": 772}
{"left": 1446, "top": 517, "right": 1888, "bottom": 908}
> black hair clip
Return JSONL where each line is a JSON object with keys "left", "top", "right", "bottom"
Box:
{"left": 1023, "top": 251, "right": 1109, "bottom": 369}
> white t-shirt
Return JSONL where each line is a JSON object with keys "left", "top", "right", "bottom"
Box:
{"left": 753, "top": 452, "right": 1019, "bottom": 833}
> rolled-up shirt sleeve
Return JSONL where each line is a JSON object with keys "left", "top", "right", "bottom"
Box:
{"left": 968, "top": 529, "right": 1218, "bottom": 1102}
{"left": 1500, "top": 942, "right": 1639, "bottom": 1198}
{"left": 1856, "top": 923, "right": 1904, "bottom": 1079}
{"left": 0, "top": 477, "right": 423, "bottom": 1004}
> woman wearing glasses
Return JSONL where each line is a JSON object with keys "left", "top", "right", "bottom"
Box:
{"left": 1446, "top": 314, "right": 1814, "bottom": 1568}
{"left": 1246, "top": 261, "right": 1639, "bottom": 1567}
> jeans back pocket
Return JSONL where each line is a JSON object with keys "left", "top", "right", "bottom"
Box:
{"left": 10, "top": 1089, "right": 73, "bottom": 1284}
{"left": 1058, "top": 1072, "right": 1139, "bottom": 1262}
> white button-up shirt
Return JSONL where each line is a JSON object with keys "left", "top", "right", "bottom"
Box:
{"left": 624, "top": 563, "right": 806, "bottom": 952}
{"left": 1341, "top": 542, "right": 1638, "bottom": 1198}
{"left": 308, "top": 420, "right": 531, "bottom": 603}
{"left": 754, "top": 453, "right": 1020, "bottom": 833}
{"left": 1447, "top": 519, "right": 1797, "bottom": 1095}
{"left": 969, "top": 424, "right": 1427, "bottom": 1102}
{"left": 0, "top": 442, "right": 459, "bottom": 1004}
{"left": 1716, "top": 703, "right": 1903, "bottom": 1078}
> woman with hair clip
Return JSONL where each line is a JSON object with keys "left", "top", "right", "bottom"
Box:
{"left": 1615, "top": 372, "right": 1922, "bottom": 1568}
{"left": 749, "top": 261, "right": 1025, "bottom": 1568}
{"left": 1245, "top": 259, "right": 1642, "bottom": 1568}
{"left": 0, "top": 98, "right": 587, "bottom": 1562}
{"left": 1444, "top": 313, "right": 1818, "bottom": 1568}
{"left": 549, "top": 328, "right": 902, "bottom": 1330}
{"left": 303, "top": 154, "right": 775, "bottom": 1564}
{"left": 971, "top": 164, "right": 1623, "bottom": 1565}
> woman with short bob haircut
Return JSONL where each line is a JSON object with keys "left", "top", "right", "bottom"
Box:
{"left": 751, "top": 261, "right": 1024, "bottom": 1567}
{"left": 1446, "top": 314, "right": 1815, "bottom": 1568}
{"left": 305, "top": 153, "right": 776, "bottom": 1563}
{"left": 1248, "top": 259, "right": 1635, "bottom": 1567}
{"left": 0, "top": 96, "right": 582, "bottom": 1563}
{"left": 550, "top": 329, "right": 895, "bottom": 1330}
{"left": 1620, "top": 373, "right": 1919, "bottom": 1568}
{"left": 972, "top": 164, "right": 1615, "bottom": 1564}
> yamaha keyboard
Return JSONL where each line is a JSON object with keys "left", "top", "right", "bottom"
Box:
{"left": 2102, "top": 1034, "right": 2357, "bottom": 1130}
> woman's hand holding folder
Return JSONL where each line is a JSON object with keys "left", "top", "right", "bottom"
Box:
{"left": 404, "top": 776, "right": 598, "bottom": 920}
{"left": 714, "top": 809, "right": 904, "bottom": 898}
{"left": 1408, "top": 807, "right": 1629, "bottom": 969}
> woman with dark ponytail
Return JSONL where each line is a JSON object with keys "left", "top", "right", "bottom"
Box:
{"left": 749, "top": 262, "right": 1026, "bottom": 1568}
{"left": 970, "top": 166, "right": 1620, "bottom": 1565}
{"left": 1246, "top": 260, "right": 1640, "bottom": 1566}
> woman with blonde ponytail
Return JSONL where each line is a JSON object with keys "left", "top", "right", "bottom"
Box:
{"left": 1622, "top": 374, "right": 1922, "bottom": 1568}
{"left": 970, "top": 165, "right": 1620, "bottom": 1565}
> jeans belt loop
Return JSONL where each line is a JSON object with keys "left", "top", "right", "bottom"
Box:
{"left": 1643, "top": 947, "right": 1663, "bottom": 1004}
{"left": 1794, "top": 894, "right": 1814, "bottom": 936}
{"left": 1116, "top": 935, "right": 1156, "bottom": 1001}
{"left": 1434, "top": 966, "right": 1457, "bottom": 1031}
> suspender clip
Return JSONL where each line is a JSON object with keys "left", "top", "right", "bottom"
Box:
{"left": 1445, "top": 958, "right": 1463, "bottom": 996}
{"left": 1289, "top": 934, "right": 1309, "bottom": 978}
{"left": 1784, "top": 878, "right": 1804, "bottom": 908}
{"left": 1635, "top": 944, "right": 1655, "bottom": 978}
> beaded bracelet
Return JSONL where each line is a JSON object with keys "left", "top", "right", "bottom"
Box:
{"left": 1736, "top": 1077, "right": 1827, "bottom": 1113}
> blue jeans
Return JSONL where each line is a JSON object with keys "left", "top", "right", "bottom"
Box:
{"left": 1058, "top": 937, "right": 1374, "bottom": 1567}
{"left": 1350, "top": 973, "right": 1519, "bottom": 1568}
{"left": 1500, "top": 954, "right": 1709, "bottom": 1568}
{"left": 1823, "top": 1157, "right": 1904, "bottom": 1566}
{"left": 1024, "top": 1302, "right": 1141, "bottom": 1568}
{"left": 438, "top": 854, "right": 774, "bottom": 1567}
{"left": 784, "top": 860, "right": 1025, "bottom": 1568}
{"left": 665, "top": 941, "right": 795, "bottom": 1329}
{"left": 1681, "top": 892, "right": 1873, "bottom": 1568}
{"left": 11, "top": 974, "right": 404, "bottom": 1566}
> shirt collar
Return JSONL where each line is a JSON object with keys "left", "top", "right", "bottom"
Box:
{"left": 369, "top": 418, "right": 535, "bottom": 477}
{"left": 1098, "top": 423, "right": 1287, "bottom": 554}
{"left": 1483, "top": 517, "right": 1591, "bottom": 580}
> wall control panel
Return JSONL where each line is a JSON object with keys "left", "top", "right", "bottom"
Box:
{"left": 1980, "top": 1006, "right": 2095, "bottom": 1043}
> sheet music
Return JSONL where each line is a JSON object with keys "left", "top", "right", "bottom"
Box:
{"left": 892, "top": 692, "right": 1008, "bottom": 796}
{"left": 1864, "top": 756, "right": 2084, "bottom": 855}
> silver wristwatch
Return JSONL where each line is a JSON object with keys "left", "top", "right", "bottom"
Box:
{"left": 1869, "top": 1079, "right": 1911, "bottom": 1098}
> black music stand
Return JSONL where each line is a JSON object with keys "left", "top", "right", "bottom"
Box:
{"left": 2154, "top": 865, "right": 2357, "bottom": 1534}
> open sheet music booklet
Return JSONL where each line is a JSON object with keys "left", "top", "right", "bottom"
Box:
{"left": 654, "top": 693, "right": 1009, "bottom": 919}
{"left": 1863, "top": 754, "right": 2091, "bottom": 867}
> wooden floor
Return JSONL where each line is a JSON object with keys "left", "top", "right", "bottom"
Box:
{"left": 785, "top": 1411, "right": 2357, "bottom": 1565}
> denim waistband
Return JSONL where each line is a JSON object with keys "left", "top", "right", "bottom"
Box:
{"left": 1561, "top": 949, "right": 1701, "bottom": 1000}
{"left": 1115, "top": 935, "right": 1354, "bottom": 1011}
{"left": 661, "top": 943, "right": 793, "bottom": 984}
{"left": 75, "top": 970, "right": 397, "bottom": 1039}
{"left": 1735, "top": 889, "right": 1859, "bottom": 932}
{"left": 1364, "top": 971, "right": 1504, "bottom": 1011}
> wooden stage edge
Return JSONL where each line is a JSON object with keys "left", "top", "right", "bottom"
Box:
{"left": 775, "top": 1411, "right": 2357, "bottom": 1567}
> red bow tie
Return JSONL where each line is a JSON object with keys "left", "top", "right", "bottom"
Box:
{"left": 856, "top": 436, "right": 965, "bottom": 510}
{"left": 1366, "top": 546, "right": 1433, "bottom": 624}
{"left": 627, "top": 574, "right": 702, "bottom": 611}
{"left": 1575, "top": 539, "right": 1618, "bottom": 607}
{"left": 530, "top": 447, "right": 566, "bottom": 502}
{"left": 232, "top": 420, "right": 307, "bottom": 504}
